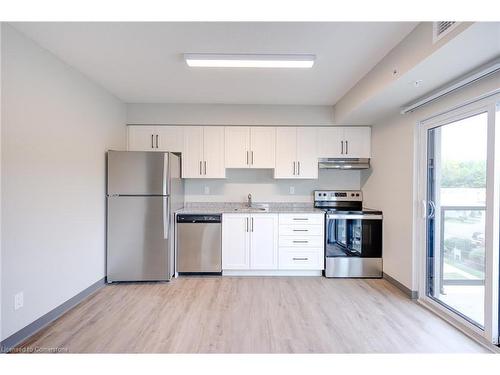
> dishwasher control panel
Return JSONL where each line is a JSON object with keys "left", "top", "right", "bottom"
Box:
{"left": 176, "top": 214, "right": 222, "bottom": 223}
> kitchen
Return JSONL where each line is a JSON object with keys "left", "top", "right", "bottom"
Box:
{"left": 108, "top": 124, "right": 378, "bottom": 280}
{"left": 1, "top": 12, "right": 500, "bottom": 368}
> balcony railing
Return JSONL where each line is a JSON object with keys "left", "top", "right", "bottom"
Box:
{"left": 439, "top": 205, "right": 486, "bottom": 289}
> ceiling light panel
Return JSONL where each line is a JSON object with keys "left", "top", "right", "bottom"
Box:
{"left": 184, "top": 53, "right": 315, "bottom": 68}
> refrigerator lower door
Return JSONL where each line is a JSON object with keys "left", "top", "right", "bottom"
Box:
{"left": 107, "top": 196, "right": 170, "bottom": 282}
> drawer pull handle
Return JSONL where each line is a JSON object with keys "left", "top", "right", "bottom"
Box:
{"left": 292, "top": 218, "right": 308, "bottom": 221}
{"left": 292, "top": 229, "right": 308, "bottom": 232}
{"left": 293, "top": 240, "right": 308, "bottom": 243}
{"left": 293, "top": 257, "right": 308, "bottom": 261}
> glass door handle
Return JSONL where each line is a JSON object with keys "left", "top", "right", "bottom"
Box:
{"left": 428, "top": 200, "right": 436, "bottom": 219}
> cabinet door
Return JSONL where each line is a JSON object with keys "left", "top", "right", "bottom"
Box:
{"left": 344, "top": 127, "right": 371, "bottom": 158}
{"left": 250, "top": 127, "right": 275, "bottom": 169}
{"left": 222, "top": 214, "right": 250, "bottom": 270}
{"left": 250, "top": 214, "right": 278, "bottom": 270}
{"left": 296, "top": 127, "right": 318, "bottom": 179}
{"left": 274, "top": 127, "right": 297, "bottom": 178}
{"left": 156, "top": 126, "right": 184, "bottom": 152}
{"left": 182, "top": 126, "right": 204, "bottom": 178}
{"left": 225, "top": 127, "right": 250, "bottom": 168}
{"left": 317, "top": 127, "right": 344, "bottom": 158}
{"left": 203, "top": 126, "right": 226, "bottom": 178}
{"left": 127, "top": 126, "right": 157, "bottom": 151}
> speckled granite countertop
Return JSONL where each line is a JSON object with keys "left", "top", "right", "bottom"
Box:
{"left": 175, "top": 202, "right": 325, "bottom": 215}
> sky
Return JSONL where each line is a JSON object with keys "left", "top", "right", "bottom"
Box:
{"left": 439, "top": 112, "right": 488, "bottom": 162}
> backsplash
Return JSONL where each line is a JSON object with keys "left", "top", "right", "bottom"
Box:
{"left": 184, "top": 169, "right": 361, "bottom": 202}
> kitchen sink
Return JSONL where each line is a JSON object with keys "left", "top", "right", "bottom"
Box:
{"left": 233, "top": 204, "right": 269, "bottom": 212}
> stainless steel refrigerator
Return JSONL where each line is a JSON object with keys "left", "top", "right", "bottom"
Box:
{"left": 106, "top": 151, "right": 184, "bottom": 282}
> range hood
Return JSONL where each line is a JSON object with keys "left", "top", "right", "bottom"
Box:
{"left": 318, "top": 158, "right": 370, "bottom": 170}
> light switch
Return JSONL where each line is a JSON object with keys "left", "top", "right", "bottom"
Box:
{"left": 289, "top": 186, "right": 295, "bottom": 194}
{"left": 204, "top": 186, "right": 210, "bottom": 195}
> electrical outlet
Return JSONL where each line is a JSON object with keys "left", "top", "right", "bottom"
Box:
{"left": 204, "top": 185, "right": 210, "bottom": 195}
{"left": 289, "top": 186, "right": 295, "bottom": 195}
{"left": 14, "top": 292, "right": 24, "bottom": 310}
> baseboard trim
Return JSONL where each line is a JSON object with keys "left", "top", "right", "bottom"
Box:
{"left": 383, "top": 272, "right": 418, "bottom": 299}
{"left": 0, "top": 277, "right": 105, "bottom": 353}
{"left": 223, "top": 270, "right": 323, "bottom": 277}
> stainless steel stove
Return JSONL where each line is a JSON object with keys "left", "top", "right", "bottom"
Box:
{"left": 314, "top": 190, "right": 383, "bottom": 278}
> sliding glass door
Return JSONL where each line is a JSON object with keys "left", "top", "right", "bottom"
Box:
{"left": 420, "top": 95, "right": 499, "bottom": 345}
{"left": 426, "top": 112, "right": 488, "bottom": 328}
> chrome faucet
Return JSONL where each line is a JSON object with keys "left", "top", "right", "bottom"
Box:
{"left": 247, "top": 193, "right": 252, "bottom": 208}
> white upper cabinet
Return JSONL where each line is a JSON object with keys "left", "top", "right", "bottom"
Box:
{"left": 203, "top": 127, "right": 226, "bottom": 178}
{"left": 317, "top": 126, "right": 371, "bottom": 159}
{"left": 128, "top": 126, "right": 184, "bottom": 152}
{"left": 182, "top": 126, "right": 204, "bottom": 178}
{"left": 224, "top": 127, "right": 250, "bottom": 168}
{"left": 182, "top": 126, "right": 225, "bottom": 178}
{"left": 343, "top": 127, "right": 371, "bottom": 158}
{"left": 129, "top": 125, "right": 370, "bottom": 178}
{"left": 275, "top": 127, "right": 318, "bottom": 179}
{"left": 225, "top": 127, "right": 275, "bottom": 169}
{"left": 317, "top": 127, "right": 343, "bottom": 157}
{"left": 296, "top": 127, "right": 318, "bottom": 179}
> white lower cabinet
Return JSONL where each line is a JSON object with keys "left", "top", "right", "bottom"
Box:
{"left": 278, "top": 213, "right": 325, "bottom": 271}
{"left": 222, "top": 214, "right": 250, "bottom": 270}
{"left": 222, "top": 213, "right": 278, "bottom": 270}
{"left": 250, "top": 214, "right": 279, "bottom": 269}
{"left": 222, "top": 212, "right": 324, "bottom": 274}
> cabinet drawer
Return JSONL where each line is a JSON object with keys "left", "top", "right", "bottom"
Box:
{"left": 279, "top": 224, "right": 323, "bottom": 236}
{"left": 278, "top": 248, "right": 324, "bottom": 270}
{"left": 279, "top": 235, "right": 323, "bottom": 248}
{"left": 279, "top": 214, "right": 324, "bottom": 225}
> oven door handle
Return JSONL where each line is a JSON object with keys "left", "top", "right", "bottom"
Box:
{"left": 327, "top": 214, "right": 383, "bottom": 220}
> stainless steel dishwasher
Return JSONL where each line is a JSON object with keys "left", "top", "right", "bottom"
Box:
{"left": 176, "top": 214, "right": 222, "bottom": 274}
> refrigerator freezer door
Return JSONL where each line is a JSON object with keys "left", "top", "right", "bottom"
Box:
{"left": 107, "top": 151, "right": 170, "bottom": 196}
{"left": 107, "top": 196, "right": 170, "bottom": 281}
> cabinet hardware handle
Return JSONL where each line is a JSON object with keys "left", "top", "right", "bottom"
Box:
{"left": 151, "top": 134, "right": 154, "bottom": 149}
{"left": 346, "top": 140, "right": 348, "bottom": 154}
{"left": 293, "top": 218, "right": 308, "bottom": 221}
{"left": 293, "top": 161, "right": 296, "bottom": 175}
{"left": 246, "top": 217, "right": 249, "bottom": 232}
{"left": 156, "top": 134, "right": 159, "bottom": 148}
{"left": 246, "top": 150, "right": 249, "bottom": 165}
{"left": 199, "top": 161, "right": 202, "bottom": 175}
{"left": 341, "top": 140, "right": 344, "bottom": 154}
{"left": 251, "top": 217, "right": 254, "bottom": 232}
{"left": 297, "top": 161, "right": 300, "bottom": 175}
{"left": 204, "top": 161, "right": 207, "bottom": 175}
{"left": 293, "top": 229, "right": 308, "bottom": 232}
{"left": 293, "top": 257, "right": 308, "bottom": 261}
{"left": 251, "top": 151, "right": 254, "bottom": 165}
{"left": 293, "top": 240, "right": 308, "bottom": 243}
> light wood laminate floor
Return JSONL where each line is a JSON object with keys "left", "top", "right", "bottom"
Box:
{"left": 19, "top": 277, "right": 489, "bottom": 353}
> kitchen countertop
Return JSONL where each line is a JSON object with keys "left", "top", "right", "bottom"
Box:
{"left": 175, "top": 202, "right": 325, "bottom": 215}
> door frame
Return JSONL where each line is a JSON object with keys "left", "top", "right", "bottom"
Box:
{"left": 415, "top": 92, "right": 500, "bottom": 345}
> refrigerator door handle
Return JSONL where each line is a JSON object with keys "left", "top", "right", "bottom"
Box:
{"left": 163, "top": 197, "right": 169, "bottom": 239}
{"left": 163, "top": 153, "right": 169, "bottom": 195}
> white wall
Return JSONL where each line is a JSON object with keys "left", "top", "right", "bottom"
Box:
{"left": 1, "top": 25, "right": 126, "bottom": 340}
{"left": 361, "top": 71, "right": 500, "bottom": 291}
{"left": 127, "top": 103, "right": 335, "bottom": 126}
{"left": 185, "top": 169, "right": 361, "bottom": 203}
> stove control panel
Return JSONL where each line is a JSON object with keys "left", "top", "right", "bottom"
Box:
{"left": 314, "top": 190, "right": 363, "bottom": 202}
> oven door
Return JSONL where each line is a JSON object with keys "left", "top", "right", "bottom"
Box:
{"left": 326, "top": 214, "right": 382, "bottom": 258}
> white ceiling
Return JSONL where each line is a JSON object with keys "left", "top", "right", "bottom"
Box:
{"left": 11, "top": 22, "right": 417, "bottom": 105}
{"left": 340, "top": 22, "right": 500, "bottom": 124}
